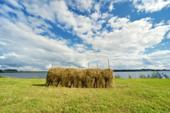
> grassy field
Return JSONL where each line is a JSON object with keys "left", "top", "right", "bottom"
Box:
{"left": 0, "top": 77, "right": 170, "bottom": 113}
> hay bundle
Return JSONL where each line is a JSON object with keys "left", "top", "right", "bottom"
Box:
{"left": 102, "top": 69, "right": 113, "bottom": 88}
{"left": 46, "top": 68, "right": 63, "bottom": 86}
{"left": 46, "top": 67, "right": 113, "bottom": 88}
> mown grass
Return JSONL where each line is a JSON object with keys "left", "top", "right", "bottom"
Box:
{"left": 0, "top": 77, "right": 170, "bottom": 113}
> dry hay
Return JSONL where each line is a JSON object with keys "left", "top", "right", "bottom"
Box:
{"left": 46, "top": 67, "right": 113, "bottom": 88}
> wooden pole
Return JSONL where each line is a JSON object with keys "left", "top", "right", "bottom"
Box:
{"left": 107, "top": 58, "right": 116, "bottom": 88}
{"left": 107, "top": 58, "right": 110, "bottom": 69}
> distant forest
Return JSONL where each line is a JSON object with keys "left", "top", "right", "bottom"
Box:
{"left": 0, "top": 69, "right": 18, "bottom": 73}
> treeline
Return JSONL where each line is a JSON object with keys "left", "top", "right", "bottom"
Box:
{"left": 0, "top": 69, "right": 18, "bottom": 73}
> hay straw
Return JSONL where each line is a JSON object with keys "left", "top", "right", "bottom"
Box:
{"left": 46, "top": 67, "right": 113, "bottom": 88}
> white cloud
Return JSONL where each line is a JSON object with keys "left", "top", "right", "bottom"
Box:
{"left": 67, "top": 0, "right": 94, "bottom": 13}
{"left": 167, "top": 31, "right": 170, "bottom": 39}
{"left": 1, "top": 0, "right": 170, "bottom": 70}
{"left": 22, "top": 0, "right": 77, "bottom": 29}
{"left": 132, "top": 0, "right": 170, "bottom": 13}
{"left": 0, "top": 18, "right": 90, "bottom": 70}
{"left": 46, "top": 64, "right": 53, "bottom": 70}
{"left": 5, "top": 0, "right": 21, "bottom": 9}
{"left": 81, "top": 17, "right": 170, "bottom": 69}
{"left": 144, "top": 50, "right": 170, "bottom": 69}
{"left": 90, "top": 17, "right": 170, "bottom": 51}
{"left": 0, "top": 56, "right": 6, "bottom": 60}
{"left": 21, "top": 0, "right": 99, "bottom": 37}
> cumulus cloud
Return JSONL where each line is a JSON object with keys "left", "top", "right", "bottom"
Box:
{"left": 132, "top": 0, "right": 170, "bottom": 13}
{"left": 23, "top": 0, "right": 77, "bottom": 29}
{"left": 88, "top": 17, "right": 170, "bottom": 69}
{"left": 67, "top": 0, "right": 94, "bottom": 13}
{"left": 144, "top": 50, "right": 170, "bottom": 69}
{"left": 0, "top": 0, "right": 170, "bottom": 70}
{"left": 0, "top": 18, "right": 90, "bottom": 70}
{"left": 86, "top": 17, "right": 170, "bottom": 52}
{"left": 167, "top": 31, "right": 170, "bottom": 39}
{"left": 5, "top": 0, "right": 21, "bottom": 9}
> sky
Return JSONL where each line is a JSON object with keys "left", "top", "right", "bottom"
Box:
{"left": 0, "top": 0, "right": 170, "bottom": 70}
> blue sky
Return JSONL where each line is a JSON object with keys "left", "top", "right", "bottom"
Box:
{"left": 0, "top": 0, "right": 170, "bottom": 70}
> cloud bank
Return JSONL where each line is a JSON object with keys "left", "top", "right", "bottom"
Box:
{"left": 0, "top": 0, "right": 170, "bottom": 70}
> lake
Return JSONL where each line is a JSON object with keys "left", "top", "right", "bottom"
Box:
{"left": 0, "top": 71, "right": 170, "bottom": 78}
{"left": 0, "top": 72, "right": 47, "bottom": 78}
{"left": 115, "top": 71, "right": 170, "bottom": 78}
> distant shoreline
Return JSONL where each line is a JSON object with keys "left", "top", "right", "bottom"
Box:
{"left": 1, "top": 69, "right": 170, "bottom": 73}
{"left": 114, "top": 69, "right": 170, "bottom": 72}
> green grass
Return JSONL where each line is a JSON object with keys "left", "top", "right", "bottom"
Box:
{"left": 0, "top": 77, "right": 170, "bottom": 113}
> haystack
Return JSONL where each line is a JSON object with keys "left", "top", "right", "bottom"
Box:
{"left": 46, "top": 67, "right": 113, "bottom": 88}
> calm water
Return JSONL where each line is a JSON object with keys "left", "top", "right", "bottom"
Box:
{"left": 0, "top": 71, "right": 170, "bottom": 78}
{"left": 0, "top": 72, "right": 47, "bottom": 78}
{"left": 115, "top": 71, "right": 170, "bottom": 78}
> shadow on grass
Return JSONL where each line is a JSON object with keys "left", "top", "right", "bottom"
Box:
{"left": 115, "top": 85, "right": 129, "bottom": 88}
{"left": 32, "top": 84, "right": 47, "bottom": 87}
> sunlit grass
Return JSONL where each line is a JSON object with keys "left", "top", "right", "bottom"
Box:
{"left": 0, "top": 77, "right": 170, "bottom": 113}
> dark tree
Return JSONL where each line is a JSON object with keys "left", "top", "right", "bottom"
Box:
{"left": 128, "top": 75, "right": 132, "bottom": 79}
{"left": 151, "top": 71, "right": 162, "bottom": 78}
{"left": 139, "top": 75, "right": 146, "bottom": 78}
{"left": 115, "top": 75, "right": 121, "bottom": 79}
{"left": 163, "top": 74, "right": 169, "bottom": 78}
{"left": 147, "top": 74, "right": 150, "bottom": 78}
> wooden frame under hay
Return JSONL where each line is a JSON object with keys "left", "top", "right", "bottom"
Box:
{"left": 46, "top": 67, "right": 114, "bottom": 88}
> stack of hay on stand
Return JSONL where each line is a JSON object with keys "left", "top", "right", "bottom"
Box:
{"left": 46, "top": 67, "right": 114, "bottom": 88}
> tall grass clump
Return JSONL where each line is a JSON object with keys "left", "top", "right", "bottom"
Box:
{"left": 46, "top": 67, "right": 113, "bottom": 88}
